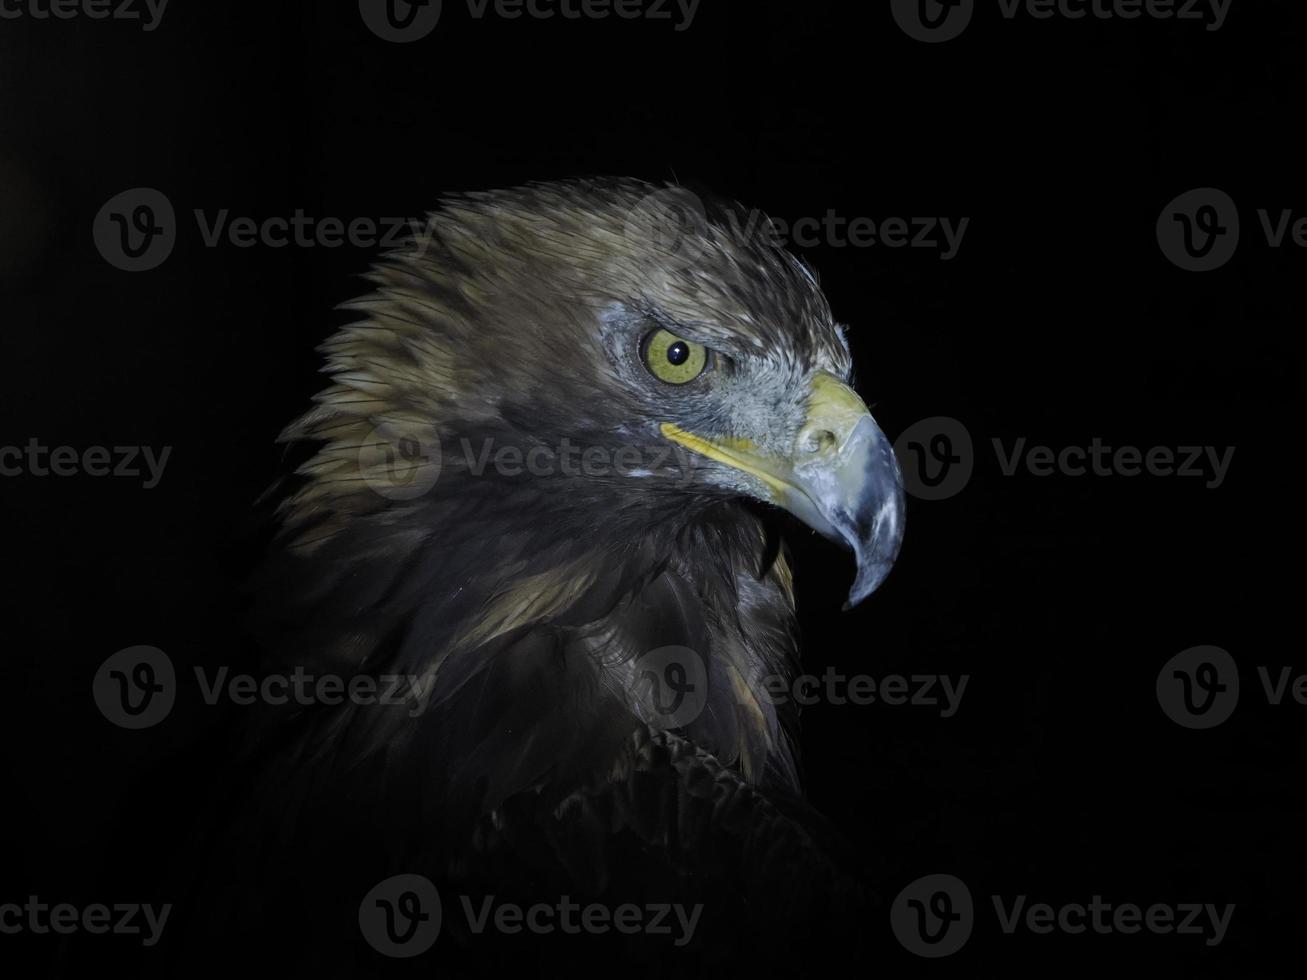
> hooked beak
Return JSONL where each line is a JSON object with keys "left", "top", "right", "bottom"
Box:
{"left": 661, "top": 372, "right": 905, "bottom": 608}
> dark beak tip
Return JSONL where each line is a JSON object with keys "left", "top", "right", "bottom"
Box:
{"left": 843, "top": 560, "right": 895, "bottom": 610}
{"left": 842, "top": 503, "right": 905, "bottom": 609}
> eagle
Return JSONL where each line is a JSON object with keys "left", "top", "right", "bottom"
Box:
{"left": 189, "top": 178, "right": 905, "bottom": 974}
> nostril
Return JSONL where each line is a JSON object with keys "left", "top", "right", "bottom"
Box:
{"left": 803, "top": 429, "right": 837, "bottom": 455}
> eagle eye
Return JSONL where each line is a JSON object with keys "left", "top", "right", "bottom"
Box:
{"left": 642, "top": 328, "right": 709, "bottom": 385}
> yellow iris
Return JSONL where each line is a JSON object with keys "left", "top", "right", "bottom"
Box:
{"left": 643, "top": 328, "right": 708, "bottom": 385}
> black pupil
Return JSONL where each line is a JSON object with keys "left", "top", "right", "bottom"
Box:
{"left": 666, "top": 341, "right": 690, "bottom": 366}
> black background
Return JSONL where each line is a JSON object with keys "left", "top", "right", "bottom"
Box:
{"left": 1, "top": 0, "right": 1303, "bottom": 975}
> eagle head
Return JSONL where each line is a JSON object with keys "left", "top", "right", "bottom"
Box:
{"left": 280, "top": 178, "right": 902, "bottom": 602}
{"left": 264, "top": 178, "right": 905, "bottom": 809}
